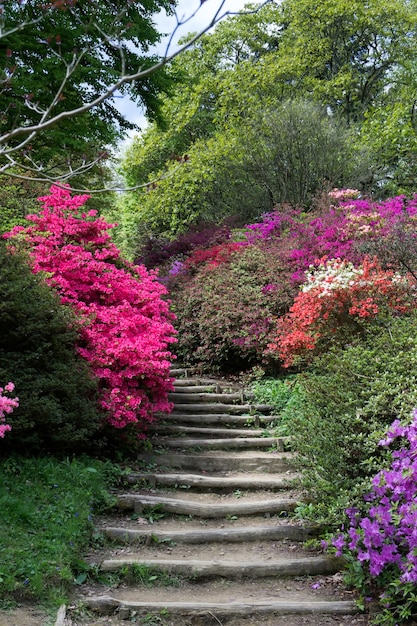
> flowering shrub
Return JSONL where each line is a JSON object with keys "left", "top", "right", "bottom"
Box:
{"left": 136, "top": 219, "right": 237, "bottom": 270}
{"left": 5, "top": 185, "right": 177, "bottom": 435}
{"left": 328, "top": 188, "right": 361, "bottom": 201}
{"left": 244, "top": 206, "right": 298, "bottom": 242}
{"left": 172, "top": 240, "right": 296, "bottom": 372}
{"left": 0, "top": 382, "right": 18, "bottom": 438}
{"left": 243, "top": 193, "right": 417, "bottom": 285}
{"left": 333, "top": 412, "right": 417, "bottom": 624}
{"left": 184, "top": 241, "right": 245, "bottom": 271}
{"left": 159, "top": 189, "right": 417, "bottom": 373}
{"left": 269, "top": 256, "right": 415, "bottom": 367}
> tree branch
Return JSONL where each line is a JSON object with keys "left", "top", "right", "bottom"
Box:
{"left": 0, "top": 0, "right": 275, "bottom": 189}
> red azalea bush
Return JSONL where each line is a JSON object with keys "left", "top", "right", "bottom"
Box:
{"left": 136, "top": 219, "right": 237, "bottom": 270}
{"left": 5, "top": 185, "right": 177, "bottom": 436}
{"left": 183, "top": 241, "right": 245, "bottom": 272}
{"left": 269, "top": 256, "right": 415, "bottom": 367}
{"left": 171, "top": 240, "right": 296, "bottom": 372}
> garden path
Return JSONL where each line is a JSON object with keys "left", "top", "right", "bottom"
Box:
{"left": 73, "top": 367, "right": 369, "bottom": 626}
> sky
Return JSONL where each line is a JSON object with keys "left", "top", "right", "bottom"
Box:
{"left": 117, "top": 0, "right": 256, "bottom": 137}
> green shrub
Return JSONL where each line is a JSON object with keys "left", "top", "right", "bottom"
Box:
{"left": 171, "top": 241, "right": 296, "bottom": 373}
{"left": 0, "top": 180, "right": 46, "bottom": 235}
{"left": 250, "top": 375, "right": 304, "bottom": 436}
{"left": 0, "top": 242, "right": 102, "bottom": 452}
{"left": 292, "top": 314, "right": 417, "bottom": 524}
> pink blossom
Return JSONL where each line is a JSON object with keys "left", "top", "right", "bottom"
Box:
{"left": 5, "top": 185, "right": 177, "bottom": 436}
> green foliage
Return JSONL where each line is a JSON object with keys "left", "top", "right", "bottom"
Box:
{"left": 237, "top": 100, "right": 366, "bottom": 208}
{"left": 118, "top": 0, "right": 417, "bottom": 245}
{"left": 279, "top": 0, "right": 417, "bottom": 122}
{"left": 357, "top": 77, "right": 417, "bottom": 196}
{"left": 0, "top": 455, "right": 118, "bottom": 605}
{"left": 0, "top": 0, "right": 174, "bottom": 174}
{"left": 0, "top": 241, "right": 102, "bottom": 452}
{"left": 122, "top": 130, "right": 247, "bottom": 241}
{"left": 121, "top": 96, "right": 366, "bottom": 246}
{"left": 292, "top": 314, "right": 417, "bottom": 523}
{"left": 250, "top": 375, "right": 303, "bottom": 436}
{"left": 124, "top": 564, "right": 182, "bottom": 587}
{"left": 120, "top": 2, "right": 284, "bottom": 188}
{"left": 0, "top": 179, "right": 48, "bottom": 235}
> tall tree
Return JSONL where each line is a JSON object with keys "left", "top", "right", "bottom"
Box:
{"left": 119, "top": 0, "right": 417, "bottom": 255}
{"left": 277, "top": 0, "right": 417, "bottom": 123}
{"left": 0, "top": 0, "right": 174, "bottom": 181}
{"left": 0, "top": 0, "right": 268, "bottom": 185}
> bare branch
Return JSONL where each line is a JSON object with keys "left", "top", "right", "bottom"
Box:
{"left": 0, "top": 0, "right": 275, "bottom": 189}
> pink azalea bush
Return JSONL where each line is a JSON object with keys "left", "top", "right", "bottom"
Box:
{"left": 0, "top": 382, "right": 18, "bottom": 438}
{"left": 5, "top": 185, "right": 176, "bottom": 435}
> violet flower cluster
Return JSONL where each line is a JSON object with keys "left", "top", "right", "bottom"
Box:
{"left": 334, "top": 410, "right": 417, "bottom": 583}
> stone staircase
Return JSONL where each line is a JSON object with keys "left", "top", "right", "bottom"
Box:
{"left": 80, "top": 368, "right": 363, "bottom": 625}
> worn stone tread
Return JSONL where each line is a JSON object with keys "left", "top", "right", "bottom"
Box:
{"left": 83, "top": 595, "right": 358, "bottom": 617}
{"left": 100, "top": 555, "right": 344, "bottom": 578}
{"left": 101, "top": 523, "right": 317, "bottom": 543}
{"left": 151, "top": 425, "right": 278, "bottom": 438}
{"left": 136, "top": 450, "right": 295, "bottom": 473}
{"left": 157, "top": 413, "right": 279, "bottom": 424}
{"left": 153, "top": 436, "right": 283, "bottom": 449}
{"left": 124, "top": 471, "right": 297, "bottom": 489}
{"left": 116, "top": 493, "right": 300, "bottom": 517}
{"left": 168, "top": 392, "right": 253, "bottom": 403}
{"left": 170, "top": 403, "right": 273, "bottom": 414}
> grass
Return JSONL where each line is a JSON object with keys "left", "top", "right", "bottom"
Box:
{"left": 0, "top": 454, "right": 121, "bottom": 609}
{"left": 249, "top": 374, "right": 303, "bottom": 436}
{"left": 126, "top": 563, "right": 183, "bottom": 587}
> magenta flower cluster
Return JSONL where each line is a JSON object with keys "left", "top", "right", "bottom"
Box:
{"left": 0, "top": 382, "right": 18, "bottom": 438}
{"left": 334, "top": 410, "right": 417, "bottom": 584}
{"left": 243, "top": 193, "right": 417, "bottom": 284}
{"left": 5, "top": 185, "right": 177, "bottom": 435}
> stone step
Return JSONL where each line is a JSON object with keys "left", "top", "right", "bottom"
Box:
{"left": 156, "top": 413, "right": 279, "bottom": 425}
{"left": 152, "top": 436, "right": 284, "bottom": 450}
{"left": 168, "top": 392, "right": 251, "bottom": 404}
{"left": 169, "top": 403, "right": 273, "bottom": 414}
{"left": 173, "top": 378, "right": 227, "bottom": 388}
{"left": 84, "top": 596, "right": 357, "bottom": 619}
{"left": 124, "top": 471, "right": 297, "bottom": 490}
{"left": 173, "top": 384, "right": 219, "bottom": 393}
{"left": 152, "top": 424, "right": 278, "bottom": 438}
{"left": 99, "top": 555, "right": 344, "bottom": 578}
{"left": 170, "top": 367, "right": 203, "bottom": 377}
{"left": 137, "top": 450, "right": 295, "bottom": 473}
{"left": 102, "top": 523, "right": 317, "bottom": 544}
{"left": 116, "top": 493, "right": 300, "bottom": 517}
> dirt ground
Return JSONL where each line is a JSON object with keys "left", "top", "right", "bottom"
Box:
{"left": 0, "top": 606, "right": 51, "bottom": 626}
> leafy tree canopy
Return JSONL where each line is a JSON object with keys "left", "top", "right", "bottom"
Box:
{"left": 118, "top": 0, "right": 417, "bottom": 255}
{"left": 0, "top": 0, "right": 175, "bottom": 181}
{"left": 278, "top": 0, "right": 417, "bottom": 122}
